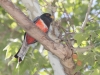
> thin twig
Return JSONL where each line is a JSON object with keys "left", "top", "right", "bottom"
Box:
{"left": 59, "top": 25, "right": 73, "bottom": 50}
{"left": 73, "top": 45, "right": 94, "bottom": 52}
{"left": 81, "top": 0, "right": 93, "bottom": 31}
{"left": 89, "top": 11, "right": 100, "bottom": 21}
{"left": 61, "top": 3, "right": 75, "bottom": 32}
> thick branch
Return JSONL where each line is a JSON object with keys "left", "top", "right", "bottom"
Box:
{"left": 0, "top": 0, "right": 74, "bottom": 75}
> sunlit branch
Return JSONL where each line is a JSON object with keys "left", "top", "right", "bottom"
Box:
{"left": 73, "top": 45, "right": 94, "bottom": 52}
{"left": 81, "top": 0, "right": 93, "bottom": 31}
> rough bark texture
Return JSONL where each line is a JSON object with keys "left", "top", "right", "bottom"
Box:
{"left": 0, "top": 0, "right": 75, "bottom": 75}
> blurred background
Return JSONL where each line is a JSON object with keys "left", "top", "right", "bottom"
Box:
{"left": 0, "top": 0, "right": 100, "bottom": 75}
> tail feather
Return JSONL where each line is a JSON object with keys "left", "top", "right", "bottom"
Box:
{"left": 14, "top": 37, "right": 29, "bottom": 62}
{"left": 14, "top": 48, "right": 21, "bottom": 58}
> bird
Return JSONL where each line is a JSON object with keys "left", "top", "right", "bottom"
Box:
{"left": 14, "top": 13, "right": 54, "bottom": 62}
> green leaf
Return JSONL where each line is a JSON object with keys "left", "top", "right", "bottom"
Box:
{"left": 84, "top": 52, "right": 95, "bottom": 66}
{"left": 5, "top": 44, "right": 12, "bottom": 60}
{"left": 91, "top": 69, "right": 100, "bottom": 75}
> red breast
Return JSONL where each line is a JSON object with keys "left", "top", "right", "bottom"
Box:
{"left": 26, "top": 19, "right": 48, "bottom": 44}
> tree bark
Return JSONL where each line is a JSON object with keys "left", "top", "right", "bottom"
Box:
{"left": 0, "top": 0, "right": 75, "bottom": 75}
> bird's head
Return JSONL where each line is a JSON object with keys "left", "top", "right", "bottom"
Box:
{"left": 40, "top": 13, "right": 54, "bottom": 28}
{"left": 41, "top": 13, "right": 54, "bottom": 22}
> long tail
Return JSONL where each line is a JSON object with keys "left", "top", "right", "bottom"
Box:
{"left": 14, "top": 37, "right": 29, "bottom": 62}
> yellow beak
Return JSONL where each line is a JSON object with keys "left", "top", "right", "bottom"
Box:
{"left": 50, "top": 16, "right": 54, "bottom": 19}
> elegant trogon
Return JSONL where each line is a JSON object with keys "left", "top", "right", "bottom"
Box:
{"left": 14, "top": 13, "right": 54, "bottom": 62}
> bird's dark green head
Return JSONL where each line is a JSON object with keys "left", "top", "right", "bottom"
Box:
{"left": 40, "top": 13, "right": 54, "bottom": 28}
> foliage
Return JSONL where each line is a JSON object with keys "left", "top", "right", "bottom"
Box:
{"left": 0, "top": 0, "right": 100, "bottom": 75}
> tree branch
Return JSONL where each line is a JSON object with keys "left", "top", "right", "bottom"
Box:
{"left": 0, "top": 0, "right": 75, "bottom": 75}
{"left": 73, "top": 45, "right": 94, "bottom": 52}
{"left": 81, "top": 0, "right": 93, "bottom": 31}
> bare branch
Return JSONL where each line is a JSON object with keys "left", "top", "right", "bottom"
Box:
{"left": 89, "top": 11, "right": 100, "bottom": 22}
{"left": 81, "top": 0, "right": 93, "bottom": 31}
{"left": 73, "top": 45, "right": 94, "bottom": 52}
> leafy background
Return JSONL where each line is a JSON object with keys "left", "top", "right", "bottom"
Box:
{"left": 0, "top": 0, "right": 100, "bottom": 75}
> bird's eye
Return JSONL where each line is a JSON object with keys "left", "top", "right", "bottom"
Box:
{"left": 46, "top": 14, "right": 50, "bottom": 16}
